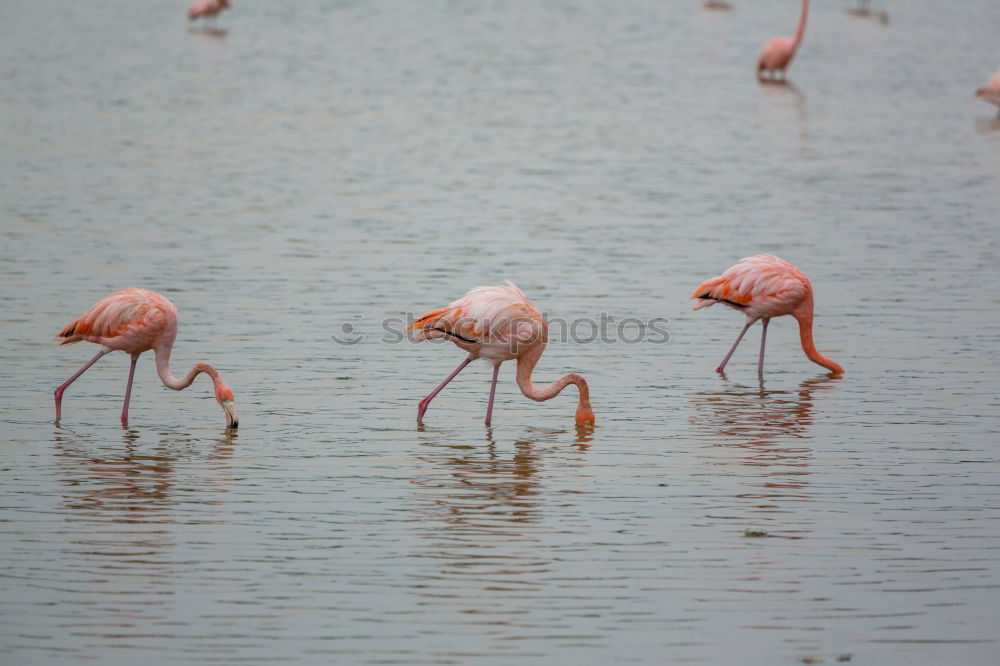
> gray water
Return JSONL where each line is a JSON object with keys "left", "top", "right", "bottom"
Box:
{"left": 2, "top": 1, "right": 1000, "bottom": 664}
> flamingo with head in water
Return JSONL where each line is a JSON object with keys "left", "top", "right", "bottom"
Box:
{"left": 690, "top": 255, "right": 844, "bottom": 379}
{"left": 757, "top": 0, "right": 809, "bottom": 80}
{"left": 53, "top": 288, "right": 238, "bottom": 428}
{"left": 408, "top": 281, "right": 595, "bottom": 427}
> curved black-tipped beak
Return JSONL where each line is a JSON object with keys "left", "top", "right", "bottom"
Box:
{"left": 222, "top": 400, "right": 238, "bottom": 429}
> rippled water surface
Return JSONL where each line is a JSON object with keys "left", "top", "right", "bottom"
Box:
{"left": 2, "top": 1, "right": 1000, "bottom": 664}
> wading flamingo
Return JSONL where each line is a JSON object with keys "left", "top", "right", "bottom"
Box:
{"left": 846, "top": 0, "right": 889, "bottom": 24}
{"left": 757, "top": 0, "right": 809, "bottom": 80}
{"left": 54, "top": 288, "right": 237, "bottom": 428}
{"left": 189, "top": 0, "right": 231, "bottom": 22}
{"left": 690, "top": 255, "right": 844, "bottom": 378}
{"left": 975, "top": 69, "right": 1000, "bottom": 117}
{"left": 408, "top": 281, "right": 595, "bottom": 427}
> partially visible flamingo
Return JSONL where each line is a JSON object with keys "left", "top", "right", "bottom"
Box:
{"left": 189, "top": 0, "right": 231, "bottom": 22}
{"left": 702, "top": 1, "right": 733, "bottom": 10}
{"left": 54, "top": 288, "right": 238, "bottom": 428}
{"left": 757, "top": 0, "right": 809, "bottom": 81}
{"left": 690, "top": 255, "right": 844, "bottom": 378}
{"left": 408, "top": 281, "right": 595, "bottom": 427}
{"left": 846, "top": 0, "right": 889, "bottom": 25}
{"left": 975, "top": 69, "right": 1000, "bottom": 117}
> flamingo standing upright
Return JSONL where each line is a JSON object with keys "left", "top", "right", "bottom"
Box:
{"left": 189, "top": 0, "right": 231, "bottom": 22}
{"left": 690, "top": 255, "right": 844, "bottom": 378}
{"left": 757, "top": 0, "right": 809, "bottom": 80}
{"left": 408, "top": 281, "right": 595, "bottom": 427}
{"left": 975, "top": 69, "right": 1000, "bottom": 117}
{"left": 54, "top": 288, "right": 237, "bottom": 428}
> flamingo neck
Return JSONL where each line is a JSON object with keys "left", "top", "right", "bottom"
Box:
{"left": 794, "top": 304, "right": 843, "bottom": 375}
{"left": 155, "top": 344, "right": 220, "bottom": 391}
{"left": 792, "top": 0, "right": 809, "bottom": 50}
{"left": 515, "top": 345, "right": 595, "bottom": 425}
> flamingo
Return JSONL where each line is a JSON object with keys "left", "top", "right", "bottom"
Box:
{"left": 702, "top": 1, "right": 733, "bottom": 10}
{"left": 408, "top": 281, "right": 595, "bottom": 427}
{"left": 189, "top": 0, "right": 231, "bottom": 22}
{"left": 846, "top": 0, "right": 889, "bottom": 24}
{"left": 53, "top": 288, "right": 237, "bottom": 428}
{"left": 757, "top": 0, "right": 809, "bottom": 81}
{"left": 690, "top": 255, "right": 844, "bottom": 378}
{"left": 975, "top": 69, "right": 1000, "bottom": 117}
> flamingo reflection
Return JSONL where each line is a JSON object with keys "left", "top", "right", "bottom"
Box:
{"left": 688, "top": 376, "right": 841, "bottom": 532}
{"left": 407, "top": 427, "right": 590, "bottom": 607}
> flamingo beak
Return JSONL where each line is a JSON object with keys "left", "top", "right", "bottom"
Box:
{"left": 222, "top": 399, "right": 238, "bottom": 429}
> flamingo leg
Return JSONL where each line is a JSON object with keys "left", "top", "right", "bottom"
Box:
{"left": 484, "top": 362, "right": 501, "bottom": 427}
{"left": 54, "top": 348, "right": 112, "bottom": 424}
{"left": 417, "top": 355, "right": 475, "bottom": 423}
{"left": 121, "top": 354, "right": 139, "bottom": 427}
{"left": 716, "top": 322, "right": 753, "bottom": 373}
{"left": 757, "top": 318, "right": 770, "bottom": 380}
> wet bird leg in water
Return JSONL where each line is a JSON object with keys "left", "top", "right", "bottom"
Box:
{"left": 758, "top": 318, "right": 769, "bottom": 380}
{"left": 121, "top": 354, "right": 139, "bottom": 426}
{"left": 485, "top": 362, "right": 501, "bottom": 427}
{"left": 717, "top": 322, "right": 752, "bottom": 374}
{"left": 54, "top": 348, "right": 111, "bottom": 424}
{"left": 417, "top": 355, "right": 475, "bottom": 423}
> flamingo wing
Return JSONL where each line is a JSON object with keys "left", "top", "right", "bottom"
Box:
{"left": 57, "top": 288, "right": 176, "bottom": 345}
{"left": 690, "top": 254, "right": 807, "bottom": 312}
{"left": 409, "top": 281, "right": 543, "bottom": 345}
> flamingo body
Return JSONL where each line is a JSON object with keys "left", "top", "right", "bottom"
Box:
{"left": 757, "top": 37, "right": 797, "bottom": 75}
{"left": 757, "top": 0, "right": 809, "bottom": 80}
{"left": 691, "top": 255, "right": 843, "bottom": 377}
{"left": 189, "top": 0, "right": 230, "bottom": 21}
{"left": 409, "top": 281, "right": 594, "bottom": 427}
{"left": 409, "top": 282, "right": 544, "bottom": 362}
{"left": 975, "top": 69, "right": 1000, "bottom": 115}
{"left": 58, "top": 288, "right": 179, "bottom": 354}
{"left": 54, "top": 288, "right": 237, "bottom": 428}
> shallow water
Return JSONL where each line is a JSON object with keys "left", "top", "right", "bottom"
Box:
{"left": 2, "top": 0, "right": 1000, "bottom": 664}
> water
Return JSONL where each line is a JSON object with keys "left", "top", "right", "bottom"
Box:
{"left": 2, "top": 1, "right": 999, "bottom": 663}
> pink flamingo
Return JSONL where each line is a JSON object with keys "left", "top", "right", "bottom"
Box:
{"left": 702, "top": 1, "right": 733, "bottom": 10}
{"left": 690, "top": 255, "right": 844, "bottom": 378}
{"left": 408, "top": 281, "right": 595, "bottom": 427}
{"left": 975, "top": 69, "right": 1000, "bottom": 117}
{"left": 757, "top": 0, "right": 809, "bottom": 81}
{"left": 54, "top": 288, "right": 237, "bottom": 428}
{"left": 189, "top": 0, "right": 231, "bottom": 22}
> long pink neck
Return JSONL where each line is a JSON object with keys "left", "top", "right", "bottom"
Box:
{"left": 792, "top": 0, "right": 809, "bottom": 50}
{"left": 155, "top": 343, "right": 220, "bottom": 391}
{"left": 794, "top": 299, "right": 843, "bottom": 375}
{"left": 515, "top": 345, "right": 588, "bottom": 401}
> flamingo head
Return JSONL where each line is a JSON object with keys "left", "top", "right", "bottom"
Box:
{"left": 214, "top": 380, "right": 238, "bottom": 429}
{"left": 575, "top": 400, "right": 595, "bottom": 426}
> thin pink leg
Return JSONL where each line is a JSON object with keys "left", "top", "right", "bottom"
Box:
{"left": 757, "top": 318, "right": 769, "bottom": 380}
{"left": 716, "top": 322, "right": 752, "bottom": 373}
{"left": 54, "top": 348, "right": 111, "bottom": 424}
{"left": 484, "top": 362, "right": 501, "bottom": 427}
{"left": 417, "top": 355, "right": 475, "bottom": 423}
{"left": 121, "top": 354, "right": 139, "bottom": 427}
